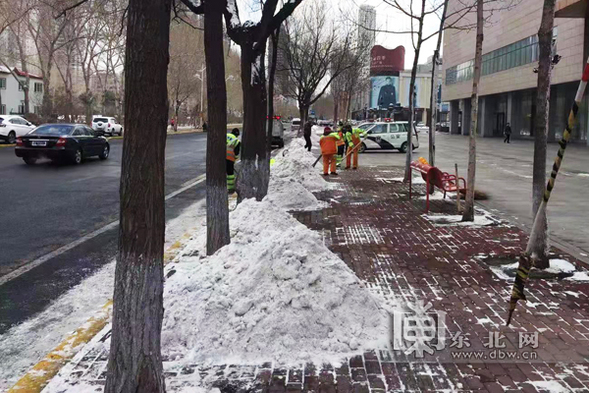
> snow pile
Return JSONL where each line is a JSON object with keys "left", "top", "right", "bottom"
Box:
{"left": 490, "top": 258, "right": 589, "bottom": 282}
{"left": 270, "top": 138, "right": 328, "bottom": 192}
{"left": 424, "top": 213, "right": 497, "bottom": 227}
{"left": 161, "top": 199, "right": 390, "bottom": 365}
{"left": 265, "top": 178, "right": 328, "bottom": 211}
{"left": 545, "top": 258, "right": 576, "bottom": 274}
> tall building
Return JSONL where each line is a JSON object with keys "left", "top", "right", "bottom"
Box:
{"left": 442, "top": 0, "right": 588, "bottom": 144}
{"left": 350, "top": 5, "right": 377, "bottom": 120}
{"left": 357, "top": 5, "right": 376, "bottom": 49}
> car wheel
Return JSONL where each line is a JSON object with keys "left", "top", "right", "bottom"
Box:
{"left": 400, "top": 142, "right": 408, "bottom": 153}
{"left": 7, "top": 131, "right": 16, "bottom": 144}
{"left": 119, "top": 128, "right": 123, "bottom": 136}
{"left": 72, "top": 148, "right": 83, "bottom": 165}
{"left": 359, "top": 142, "right": 366, "bottom": 153}
{"left": 99, "top": 144, "right": 110, "bottom": 160}
{"left": 23, "top": 156, "right": 37, "bottom": 165}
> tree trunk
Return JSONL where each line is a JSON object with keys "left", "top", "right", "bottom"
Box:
{"left": 403, "top": 0, "right": 426, "bottom": 182}
{"left": 204, "top": 0, "right": 230, "bottom": 255}
{"left": 333, "top": 99, "right": 338, "bottom": 126}
{"left": 462, "top": 0, "right": 484, "bottom": 222}
{"left": 237, "top": 43, "right": 268, "bottom": 202}
{"left": 174, "top": 101, "right": 180, "bottom": 131}
{"left": 429, "top": 0, "right": 447, "bottom": 167}
{"left": 104, "top": 0, "right": 171, "bottom": 390}
{"left": 531, "top": 0, "right": 556, "bottom": 268}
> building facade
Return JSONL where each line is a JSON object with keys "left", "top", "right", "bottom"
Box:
{"left": 350, "top": 5, "right": 377, "bottom": 119}
{"left": 442, "top": 0, "right": 588, "bottom": 144}
{"left": 0, "top": 66, "right": 44, "bottom": 115}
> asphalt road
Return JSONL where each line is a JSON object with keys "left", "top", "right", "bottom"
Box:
{"left": 359, "top": 132, "right": 589, "bottom": 259}
{"left": 0, "top": 132, "right": 208, "bottom": 333}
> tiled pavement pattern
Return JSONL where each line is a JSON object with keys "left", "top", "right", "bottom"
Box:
{"left": 45, "top": 166, "right": 589, "bottom": 392}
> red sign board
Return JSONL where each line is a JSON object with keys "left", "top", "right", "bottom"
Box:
{"left": 370, "top": 45, "right": 405, "bottom": 75}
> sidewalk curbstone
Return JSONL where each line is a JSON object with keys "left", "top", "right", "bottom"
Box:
{"left": 8, "top": 219, "right": 201, "bottom": 392}
{"left": 7, "top": 301, "right": 112, "bottom": 393}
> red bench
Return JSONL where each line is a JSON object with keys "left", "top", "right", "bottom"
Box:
{"left": 409, "top": 161, "right": 467, "bottom": 213}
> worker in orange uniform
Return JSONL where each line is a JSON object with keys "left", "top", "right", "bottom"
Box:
{"left": 319, "top": 126, "right": 340, "bottom": 176}
{"left": 344, "top": 124, "right": 362, "bottom": 170}
{"left": 336, "top": 123, "right": 346, "bottom": 167}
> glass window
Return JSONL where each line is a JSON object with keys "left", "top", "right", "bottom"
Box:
{"left": 31, "top": 125, "right": 74, "bottom": 136}
{"left": 84, "top": 127, "right": 95, "bottom": 136}
{"left": 370, "top": 124, "right": 387, "bottom": 134}
{"left": 389, "top": 124, "right": 399, "bottom": 133}
{"left": 73, "top": 128, "right": 84, "bottom": 136}
{"left": 93, "top": 117, "right": 108, "bottom": 123}
{"left": 0, "top": 78, "right": 6, "bottom": 89}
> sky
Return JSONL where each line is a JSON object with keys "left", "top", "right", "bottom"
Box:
{"left": 236, "top": 0, "right": 444, "bottom": 69}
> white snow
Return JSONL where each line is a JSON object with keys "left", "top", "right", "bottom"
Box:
{"left": 566, "top": 271, "right": 589, "bottom": 282}
{"left": 419, "top": 191, "right": 446, "bottom": 200}
{"left": 0, "top": 201, "right": 208, "bottom": 390}
{"left": 528, "top": 380, "right": 571, "bottom": 392}
{"left": 160, "top": 198, "right": 390, "bottom": 366}
{"left": 424, "top": 213, "right": 496, "bottom": 227}
{"left": 270, "top": 138, "right": 330, "bottom": 192}
{"left": 544, "top": 258, "right": 576, "bottom": 274}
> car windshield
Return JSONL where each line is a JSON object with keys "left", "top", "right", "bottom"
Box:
{"left": 93, "top": 118, "right": 108, "bottom": 123}
{"left": 30, "top": 125, "right": 74, "bottom": 136}
{"left": 357, "top": 123, "right": 373, "bottom": 131}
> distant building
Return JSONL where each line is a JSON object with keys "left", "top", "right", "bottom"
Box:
{"left": 0, "top": 66, "right": 44, "bottom": 115}
{"left": 357, "top": 5, "right": 376, "bottom": 49}
{"left": 443, "top": 0, "right": 588, "bottom": 144}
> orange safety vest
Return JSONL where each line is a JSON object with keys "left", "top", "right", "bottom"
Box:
{"left": 320, "top": 133, "right": 339, "bottom": 155}
{"left": 227, "top": 133, "right": 239, "bottom": 161}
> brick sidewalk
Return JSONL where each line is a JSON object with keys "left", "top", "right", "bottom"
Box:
{"left": 43, "top": 166, "right": 589, "bottom": 393}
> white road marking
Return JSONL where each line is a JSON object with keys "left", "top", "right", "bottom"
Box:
{"left": 0, "top": 174, "right": 206, "bottom": 287}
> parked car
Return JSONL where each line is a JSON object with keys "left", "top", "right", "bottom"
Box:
{"left": 0, "top": 115, "right": 36, "bottom": 144}
{"left": 415, "top": 122, "right": 429, "bottom": 133}
{"left": 291, "top": 117, "right": 301, "bottom": 133}
{"left": 92, "top": 116, "right": 123, "bottom": 136}
{"left": 358, "top": 121, "right": 420, "bottom": 153}
{"left": 15, "top": 124, "right": 110, "bottom": 165}
{"left": 267, "top": 116, "right": 285, "bottom": 148}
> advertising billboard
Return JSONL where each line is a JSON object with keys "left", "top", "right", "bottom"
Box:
{"left": 370, "top": 45, "right": 405, "bottom": 75}
{"left": 370, "top": 75, "right": 400, "bottom": 109}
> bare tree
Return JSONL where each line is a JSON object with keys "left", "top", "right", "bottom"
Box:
{"left": 461, "top": 0, "right": 484, "bottom": 221}
{"left": 280, "top": 1, "right": 365, "bottom": 126}
{"left": 104, "top": 0, "right": 172, "bottom": 390}
{"left": 182, "top": 0, "right": 303, "bottom": 202}
{"left": 530, "top": 0, "right": 556, "bottom": 267}
{"left": 203, "top": 0, "right": 230, "bottom": 255}
{"left": 168, "top": 19, "right": 203, "bottom": 131}
{"left": 428, "top": 1, "right": 448, "bottom": 167}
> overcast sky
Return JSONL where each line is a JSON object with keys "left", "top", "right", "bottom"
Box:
{"left": 236, "top": 0, "right": 444, "bottom": 69}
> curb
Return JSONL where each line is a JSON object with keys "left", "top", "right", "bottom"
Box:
{"left": 7, "top": 217, "right": 202, "bottom": 392}
{"left": 0, "top": 143, "right": 16, "bottom": 148}
{"left": 7, "top": 301, "right": 113, "bottom": 393}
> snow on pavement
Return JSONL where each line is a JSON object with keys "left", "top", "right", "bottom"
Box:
{"left": 0, "top": 201, "right": 207, "bottom": 390}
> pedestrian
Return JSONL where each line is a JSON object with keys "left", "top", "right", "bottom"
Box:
{"left": 226, "top": 128, "right": 240, "bottom": 194}
{"left": 344, "top": 124, "right": 362, "bottom": 170}
{"left": 202, "top": 121, "right": 208, "bottom": 132}
{"left": 303, "top": 119, "right": 313, "bottom": 151}
{"left": 336, "top": 124, "right": 345, "bottom": 167}
{"left": 503, "top": 122, "right": 512, "bottom": 143}
{"left": 170, "top": 118, "right": 175, "bottom": 131}
{"left": 319, "top": 126, "right": 340, "bottom": 176}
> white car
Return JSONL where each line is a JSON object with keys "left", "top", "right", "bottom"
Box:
{"left": 358, "top": 121, "right": 420, "bottom": 153}
{"left": 291, "top": 117, "right": 301, "bottom": 132}
{"left": 0, "top": 115, "right": 36, "bottom": 144}
{"left": 415, "top": 122, "right": 429, "bottom": 133}
{"left": 92, "top": 116, "right": 123, "bottom": 136}
{"left": 267, "top": 116, "right": 284, "bottom": 148}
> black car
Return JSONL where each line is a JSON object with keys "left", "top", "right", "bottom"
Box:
{"left": 15, "top": 124, "right": 110, "bottom": 165}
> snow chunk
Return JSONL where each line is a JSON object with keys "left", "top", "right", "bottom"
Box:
{"left": 424, "top": 213, "right": 496, "bottom": 227}
{"left": 161, "top": 199, "right": 390, "bottom": 365}
{"left": 544, "top": 259, "right": 576, "bottom": 274}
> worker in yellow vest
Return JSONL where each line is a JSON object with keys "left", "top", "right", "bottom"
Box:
{"left": 226, "top": 128, "right": 241, "bottom": 193}
{"left": 344, "top": 124, "right": 362, "bottom": 170}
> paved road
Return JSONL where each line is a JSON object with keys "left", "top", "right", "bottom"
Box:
{"left": 0, "top": 133, "right": 208, "bottom": 333}
{"left": 359, "top": 132, "right": 589, "bottom": 259}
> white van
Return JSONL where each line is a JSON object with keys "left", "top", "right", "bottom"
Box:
{"left": 357, "top": 121, "right": 419, "bottom": 153}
